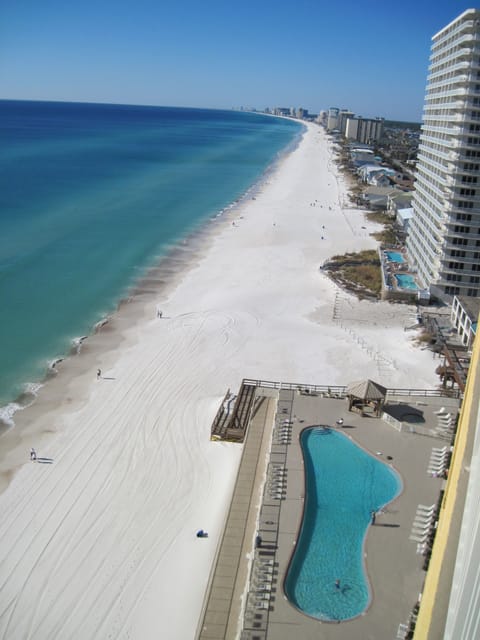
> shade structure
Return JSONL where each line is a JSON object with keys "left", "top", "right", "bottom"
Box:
{"left": 346, "top": 379, "right": 387, "bottom": 416}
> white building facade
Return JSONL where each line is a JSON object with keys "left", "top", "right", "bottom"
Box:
{"left": 345, "top": 116, "right": 384, "bottom": 144}
{"left": 407, "top": 9, "right": 480, "bottom": 302}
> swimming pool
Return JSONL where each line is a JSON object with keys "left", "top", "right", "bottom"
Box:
{"left": 395, "top": 273, "right": 418, "bottom": 290}
{"left": 284, "top": 428, "right": 401, "bottom": 621}
{"left": 385, "top": 251, "right": 404, "bottom": 263}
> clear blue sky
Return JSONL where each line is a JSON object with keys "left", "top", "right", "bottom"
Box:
{"left": 0, "top": 1, "right": 473, "bottom": 121}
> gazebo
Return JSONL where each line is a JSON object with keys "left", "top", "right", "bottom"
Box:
{"left": 346, "top": 379, "right": 387, "bottom": 417}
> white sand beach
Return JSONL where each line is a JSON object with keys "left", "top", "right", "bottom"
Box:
{"left": 0, "top": 123, "right": 438, "bottom": 640}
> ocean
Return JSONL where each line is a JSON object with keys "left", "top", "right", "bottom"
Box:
{"left": 0, "top": 100, "right": 302, "bottom": 421}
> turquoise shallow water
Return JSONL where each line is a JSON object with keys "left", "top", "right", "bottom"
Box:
{"left": 0, "top": 101, "right": 302, "bottom": 415}
{"left": 285, "top": 427, "right": 401, "bottom": 621}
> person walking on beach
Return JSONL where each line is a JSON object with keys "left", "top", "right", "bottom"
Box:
{"left": 30, "top": 448, "right": 37, "bottom": 461}
{"left": 97, "top": 369, "right": 101, "bottom": 379}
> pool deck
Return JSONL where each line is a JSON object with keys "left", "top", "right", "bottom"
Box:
{"left": 197, "top": 386, "right": 460, "bottom": 640}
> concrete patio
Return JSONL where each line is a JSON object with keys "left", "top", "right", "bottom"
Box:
{"left": 197, "top": 383, "right": 460, "bottom": 640}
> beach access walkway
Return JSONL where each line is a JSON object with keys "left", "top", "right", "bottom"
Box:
{"left": 197, "top": 381, "right": 460, "bottom": 640}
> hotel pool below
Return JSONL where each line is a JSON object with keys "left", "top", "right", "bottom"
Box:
{"left": 285, "top": 428, "right": 401, "bottom": 621}
{"left": 395, "top": 273, "right": 418, "bottom": 290}
{"left": 385, "top": 251, "right": 405, "bottom": 263}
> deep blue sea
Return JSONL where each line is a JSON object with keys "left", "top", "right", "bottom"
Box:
{"left": 0, "top": 100, "right": 302, "bottom": 418}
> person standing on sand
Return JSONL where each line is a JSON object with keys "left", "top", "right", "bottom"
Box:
{"left": 30, "top": 448, "right": 36, "bottom": 461}
{"left": 97, "top": 369, "right": 101, "bottom": 379}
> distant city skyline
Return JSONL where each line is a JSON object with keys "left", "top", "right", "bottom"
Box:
{"left": 0, "top": 0, "right": 473, "bottom": 121}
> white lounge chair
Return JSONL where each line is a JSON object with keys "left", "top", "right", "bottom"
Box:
{"left": 430, "top": 451, "right": 449, "bottom": 459}
{"left": 397, "top": 623, "right": 409, "bottom": 639}
{"left": 428, "top": 467, "right": 446, "bottom": 475}
{"left": 433, "top": 407, "right": 446, "bottom": 415}
{"left": 428, "top": 459, "right": 447, "bottom": 468}
{"left": 409, "top": 533, "right": 429, "bottom": 542}
{"left": 412, "top": 525, "right": 432, "bottom": 535}
{"left": 414, "top": 516, "right": 434, "bottom": 526}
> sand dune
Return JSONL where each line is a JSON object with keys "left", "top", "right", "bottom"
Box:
{"left": 0, "top": 123, "right": 438, "bottom": 639}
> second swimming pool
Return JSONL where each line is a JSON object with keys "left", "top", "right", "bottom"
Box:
{"left": 284, "top": 427, "right": 401, "bottom": 621}
{"left": 395, "top": 273, "right": 418, "bottom": 290}
{"left": 385, "top": 251, "right": 404, "bottom": 263}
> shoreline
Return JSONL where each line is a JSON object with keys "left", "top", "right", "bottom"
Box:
{"left": 0, "top": 122, "right": 439, "bottom": 640}
{"left": 0, "top": 119, "right": 305, "bottom": 433}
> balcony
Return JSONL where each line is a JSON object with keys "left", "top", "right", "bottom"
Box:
{"left": 431, "top": 20, "right": 477, "bottom": 49}
{"left": 427, "top": 60, "right": 472, "bottom": 79}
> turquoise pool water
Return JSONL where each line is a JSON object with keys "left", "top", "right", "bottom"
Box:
{"left": 284, "top": 428, "right": 401, "bottom": 621}
{"left": 395, "top": 273, "right": 418, "bottom": 290}
{"left": 385, "top": 251, "right": 404, "bottom": 263}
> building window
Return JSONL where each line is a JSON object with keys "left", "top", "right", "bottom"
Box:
{"left": 445, "top": 286, "right": 461, "bottom": 295}
{"left": 467, "top": 289, "right": 479, "bottom": 297}
{"left": 451, "top": 249, "right": 466, "bottom": 257}
{"left": 470, "top": 276, "right": 480, "bottom": 284}
{"left": 456, "top": 213, "right": 472, "bottom": 221}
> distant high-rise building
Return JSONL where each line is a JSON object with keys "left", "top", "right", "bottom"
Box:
{"left": 345, "top": 116, "right": 384, "bottom": 144}
{"left": 337, "top": 109, "right": 354, "bottom": 135}
{"left": 407, "top": 9, "right": 480, "bottom": 302}
{"left": 326, "top": 107, "right": 340, "bottom": 131}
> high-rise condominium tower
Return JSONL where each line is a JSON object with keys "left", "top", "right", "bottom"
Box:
{"left": 407, "top": 9, "right": 480, "bottom": 302}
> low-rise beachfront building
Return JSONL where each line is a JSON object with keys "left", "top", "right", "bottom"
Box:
{"left": 413, "top": 319, "right": 480, "bottom": 639}
{"left": 387, "top": 191, "right": 413, "bottom": 215}
{"left": 358, "top": 164, "right": 395, "bottom": 186}
{"left": 406, "top": 9, "right": 480, "bottom": 303}
{"left": 451, "top": 296, "right": 480, "bottom": 350}
{"left": 396, "top": 207, "right": 414, "bottom": 233}
{"left": 363, "top": 186, "right": 400, "bottom": 210}
{"left": 350, "top": 147, "right": 377, "bottom": 167}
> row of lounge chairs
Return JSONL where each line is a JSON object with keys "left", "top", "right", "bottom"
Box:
{"left": 265, "top": 463, "right": 287, "bottom": 501}
{"left": 409, "top": 502, "right": 438, "bottom": 546}
{"left": 245, "top": 556, "right": 277, "bottom": 616}
{"left": 427, "top": 445, "right": 451, "bottom": 477}
{"left": 432, "top": 409, "right": 456, "bottom": 440}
